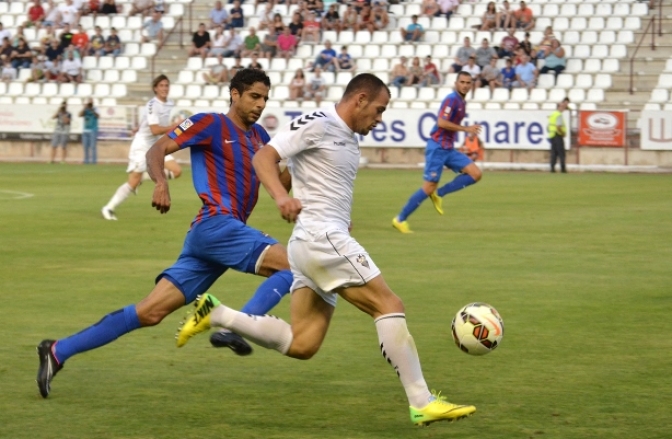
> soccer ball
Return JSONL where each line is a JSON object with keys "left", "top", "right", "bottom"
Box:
{"left": 451, "top": 303, "right": 504, "bottom": 356}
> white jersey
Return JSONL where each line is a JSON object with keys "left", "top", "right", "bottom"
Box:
{"left": 130, "top": 97, "right": 174, "bottom": 154}
{"left": 269, "top": 105, "right": 359, "bottom": 233}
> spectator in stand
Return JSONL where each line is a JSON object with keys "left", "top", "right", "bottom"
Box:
{"left": 498, "top": 28, "right": 518, "bottom": 59}
{"left": 356, "top": 4, "right": 373, "bottom": 36}
{"left": 103, "top": 27, "right": 121, "bottom": 56}
{"left": 43, "top": 0, "right": 60, "bottom": 28}
{"left": 46, "top": 57, "right": 61, "bottom": 81}
{"left": 288, "top": 12, "right": 304, "bottom": 44}
{"left": 58, "top": 0, "right": 80, "bottom": 26}
{"left": 421, "top": 0, "right": 440, "bottom": 17}
{"left": 12, "top": 26, "right": 27, "bottom": 48}
{"left": 60, "top": 49, "right": 82, "bottom": 83}
{"left": 87, "top": 26, "right": 105, "bottom": 57}
{"left": 100, "top": 0, "right": 119, "bottom": 15}
{"left": 480, "top": 2, "right": 498, "bottom": 31}
{"left": 45, "top": 39, "right": 63, "bottom": 67}
{"left": 189, "top": 23, "right": 211, "bottom": 58}
{"left": 59, "top": 24, "right": 74, "bottom": 50}
{"left": 277, "top": 26, "right": 298, "bottom": 64}
{"left": 449, "top": 36, "right": 475, "bottom": 73}
{"left": 221, "top": 28, "right": 243, "bottom": 57}
{"left": 142, "top": 11, "right": 164, "bottom": 43}
{"left": 460, "top": 55, "right": 480, "bottom": 96}
{"left": 539, "top": 39, "right": 566, "bottom": 80}
{"left": 500, "top": 57, "right": 516, "bottom": 90}
{"left": 260, "top": 28, "right": 278, "bottom": 62}
{"left": 26, "top": 0, "right": 47, "bottom": 29}
{"left": 436, "top": 0, "right": 460, "bottom": 20}
{"left": 334, "top": 45, "right": 356, "bottom": 73}
{"left": 39, "top": 25, "right": 56, "bottom": 53}
{"left": 209, "top": 25, "right": 227, "bottom": 56}
{"left": 499, "top": 0, "right": 513, "bottom": 30}
{"left": 460, "top": 132, "right": 484, "bottom": 162}
{"left": 270, "top": 14, "right": 285, "bottom": 36}
{"left": 312, "top": 39, "right": 336, "bottom": 72}
{"left": 389, "top": 56, "right": 409, "bottom": 94}
{"left": 71, "top": 24, "right": 89, "bottom": 56}
{"left": 258, "top": 3, "right": 275, "bottom": 31}
{"left": 401, "top": 15, "right": 425, "bottom": 43}
{"left": 322, "top": 4, "right": 341, "bottom": 36}
{"left": 153, "top": 0, "right": 165, "bottom": 15}
{"left": 477, "top": 56, "right": 501, "bottom": 92}
{"left": 129, "top": 0, "right": 154, "bottom": 16}
{"left": 304, "top": 65, "right": 326, "bottom": 105}
{"left": 202, "top": 54, "right": 229, "bottom": 84}
{"left": 229, "top": 54, "right": 243, "bottom": 76}
{"left": 302, "top": 12, "right": 321, "bottom": 43}
{"left": 11, "top": 38, "right": 33, "bottom": 70}
{"left": 0, "top": 23, "right": 10, "bottom": 44}
{"left": 288, "top": 68, "right": 305, "bottom": 101}
{"left": 80, "top": 98, "right": 99, "bottom": 165}
{"left": 247, "top": 51, "right": 263, "bottom": 69}
{"left": 241, "top": 27, "right": 261, "bottom": 57}
{"left": 369, "top": 3, "right": 390, "bottom": 33}
{"left": 535, "top": 26, "right": 555, "bottom": 60}
{"left": 1, "top": 58, "right": 17, "bottom": 82}
{"left": 419, "top": 54, "right": 440, "bottom": 87}
{"left": 475, "top": 38, "right": 496, "bottom": 69}
{"left": 407, "top": 56, "right": 423, "bottom": 86}
{"left": 209, "top": 1, "right": 230, "bottom": 29}
{"left": 512, "top": 53, "right": 537, "bottom": 93}
{"left": 26, "top": 54, "right": 46, "bottom": 82}
{"left": 341, "top": 5, "right": 358, "bottom": 33}
{"left": 518, "top": 32, "right": 534, "bottom": 59}
{"left": 513, "top": 1, "right": 534, "bottom": 32}
{"left": 229, "top": 0, "right": 245, "bottom": 29}
{"left": 84, "top": 0, "right": 102, "bottom": 18}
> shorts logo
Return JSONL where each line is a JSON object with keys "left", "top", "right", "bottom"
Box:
{"left": 430, "top": 172, "right": 437, "bottom": 178}
{"left": 179, "top": 119, "right": 194, "bottom": 131}
{"left": 356, "top": 254, "right": 370, "bottom": 269}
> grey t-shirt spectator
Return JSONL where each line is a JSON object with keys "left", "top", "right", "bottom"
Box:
{"left": 456, "top": 46, "right": 476, "bottom": 65}
{"left": 475, "top": 47, "right": 496, "bottom": 68}
{"left": 481, "top": 64, "right": 500, "bottom": 82}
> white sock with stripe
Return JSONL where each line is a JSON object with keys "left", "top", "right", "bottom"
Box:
{"left": 211, "top": 305, "right": 293, "bottom": 355}
{"left": 104, "top": 183, "right": 134, "bottom": 211}
{"left": 375, "top": 313, "right": 432, "bottom": 409}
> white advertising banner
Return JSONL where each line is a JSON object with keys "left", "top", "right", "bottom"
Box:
{"left": 171, "top": 105, "right": 569, "bottom": 150}
{"left": 0, "top": 104, "right": 136, "bottom": 140}
{"left": 640, "top": 110, "right": 672, "bottom": 150}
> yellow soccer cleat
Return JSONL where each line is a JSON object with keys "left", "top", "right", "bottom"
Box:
{"left": 409, "top": 391, "right": 476, "bottom": 426}
{"left": 392, "top": 217, "right": 413, "bottom": 234}
{"left": 429, "top": 192, "right": 444, "bottom": 215}
{"left": 176, "top": 294, "right": 221, "bottom": 347}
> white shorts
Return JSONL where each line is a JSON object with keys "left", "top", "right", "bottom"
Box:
{"left": 287, "top": 228, "right": 381, "bottom": 307}
{"left": 126, "top": 149, "right": 175, "bottom": 173}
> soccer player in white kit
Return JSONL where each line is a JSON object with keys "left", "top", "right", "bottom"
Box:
{"left": 176, "top": 74, "right": 477, "bottom": 426}
{"left": 101, "top": 75, "right": 183, "bottom": 220}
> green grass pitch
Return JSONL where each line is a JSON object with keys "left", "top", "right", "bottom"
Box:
{"left": 1, "top": 163, "right": 671, "bottom": 439}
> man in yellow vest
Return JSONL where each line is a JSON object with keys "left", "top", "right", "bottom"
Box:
{"left": 548, "top": 97, "right": 569, "bottom": 173}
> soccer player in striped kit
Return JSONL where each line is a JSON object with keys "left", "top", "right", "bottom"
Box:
{"left": 393, "top": 71, "right": 483, "bottom": 233}
{"left": 36, "top": 69, "right": 293, "bottom": 398}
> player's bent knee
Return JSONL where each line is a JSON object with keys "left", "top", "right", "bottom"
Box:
{"left": 287, "top": 340, "right": 320, "bottom": 360}
{"left": 136, "top": 308, "right": 168, "bottom": 327}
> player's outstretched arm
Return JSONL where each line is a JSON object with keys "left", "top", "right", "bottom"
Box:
{"left": 253, "top": 145, "right": 302, "bottom": 223}
{"left": 146, "top": 136, "right": 180, "bottom": 214}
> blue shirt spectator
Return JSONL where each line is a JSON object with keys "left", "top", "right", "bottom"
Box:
{"left": 209, "top": 1, "right": 230, "bottom": 29}
{"left": 500, "top": 60, "right": 516, "bottom": 88}
{"left": 229, "top": 0, "right": 244, "bottom": 28}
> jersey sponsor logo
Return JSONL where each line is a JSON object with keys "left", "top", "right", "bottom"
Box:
{"left": 224, "top": 139, "right": 236, "bottom": 143}
{"left": 179, "top": 119, "right": 194, "bottom": 131}
{"left": 289, "top": 111, "right": 327, "bottom": 131}
{"left": 356, "top": 254, "right": 370, "bottom": 269}
{"left": 333, "top": 141, "right": 346, "bottom": 146}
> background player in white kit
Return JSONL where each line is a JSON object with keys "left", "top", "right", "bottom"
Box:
{"left": 101, "top": 75, "right": 183, "bottom": 220}
{"left": 176, "top": 74, "right": 477, "bottom": 426}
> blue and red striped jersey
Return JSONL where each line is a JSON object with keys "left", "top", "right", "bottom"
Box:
{"left": 168, "top": 113, "right": 271, "bottom": 225}
{"left": 429, "top": 91, "right": 466, "bottom": 149}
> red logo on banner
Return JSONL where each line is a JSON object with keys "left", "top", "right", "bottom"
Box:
{"left": 578, "top": 111, "right": 626, "bottom": 147}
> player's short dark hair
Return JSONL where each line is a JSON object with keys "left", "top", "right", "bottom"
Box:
{"left": 456, "top": 71, "right": 472, "bottom": 81}
{"left": 342, "top": 73, "right": 390, "bottom": 101}
{"left": 152, "top": 74, "right": 169, "bottom": 91}
{"left": 229, "top": 68, "right": 271, "bottom": 105}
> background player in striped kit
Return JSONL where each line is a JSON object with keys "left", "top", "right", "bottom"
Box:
{"left": 393, "top": 71, "right": 483, "bottom": 234}
{"left": 36, "top": 69, "right": 293, "bottom": 398}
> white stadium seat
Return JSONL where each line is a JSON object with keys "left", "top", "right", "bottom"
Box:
{"left": 78, "top": 83, "right": 93, "bottom": 97}
{"left": 575, "top": 74, "right": 593, "bottom": 89}
{"left": 556, "top": 74, "right": 574, "bottom": 89}
{"left": 649, "top": 89, "right": 670, "bottom": 103}
{"left": 593, "top": 74, "right": 612, "bottom": 89}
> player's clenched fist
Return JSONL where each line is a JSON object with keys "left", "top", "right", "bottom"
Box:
{"left": 276, "top": 196, "right": 302, "bottom": 223}
{"left": 152, "top": 184, "right": 171, "bottom": 214}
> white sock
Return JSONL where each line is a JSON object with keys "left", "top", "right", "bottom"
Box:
{"left": 164, "top": 169, "right": 175, "bottom": 180}
{"left": 375, "top": 313, "right": 432, "bottom": 409}
{"left": 211, "top": 305, "right": 293, "bottom": 355}
{"left": 104, "top": 183, "right": 134, "bottom": 211}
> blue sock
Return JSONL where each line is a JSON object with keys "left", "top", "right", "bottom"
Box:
{"left": 398, "top": 189, "right": 429, "bottom": 222}
{"left": 54, "top": 305, "right": 141, "bottom": 364}
{"left": 241, "top": 270, "right": 292, "bottom": 315}
{"left": 437, "top": 174, "right": 476, "bottom": 197}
